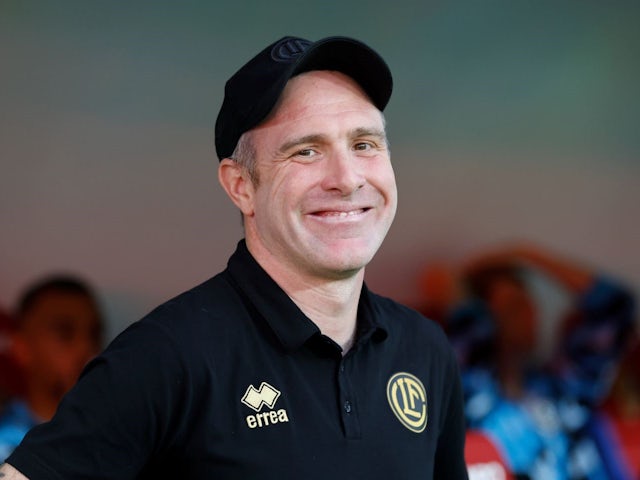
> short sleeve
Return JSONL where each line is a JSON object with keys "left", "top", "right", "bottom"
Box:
{"left": 6, "top": 318, "right": 190, "bottom": 479}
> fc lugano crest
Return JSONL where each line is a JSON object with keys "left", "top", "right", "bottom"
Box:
{"left": 386, "top": 372, "right": 427, "bottom": 433}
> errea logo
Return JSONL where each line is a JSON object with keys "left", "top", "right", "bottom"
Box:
{"left": 242, "top": 382, "right": 280, "bottom": 411}
{"left": 241, "top": 382, "right": 290, "bottom": 429}
{"left": 386, "top": 372, "right": 428, "bottom": 433}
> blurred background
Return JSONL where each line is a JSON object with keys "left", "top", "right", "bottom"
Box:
{"left": 1, "top": 0, "right": 639, "bottom": 341}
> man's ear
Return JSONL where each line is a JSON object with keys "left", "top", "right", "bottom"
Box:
{"left": 218, "top": 159, "right": 255, "bottom": 216}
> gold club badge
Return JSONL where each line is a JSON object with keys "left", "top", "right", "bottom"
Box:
{"left": 386, "top": 372, "right": 428, "bottom": 433}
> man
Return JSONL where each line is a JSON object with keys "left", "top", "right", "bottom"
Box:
{"left": 1, "top": 35, "right": 468, "bottom": 479}
{"left": 0, "top": 275, "right": 104, "bottom": 461}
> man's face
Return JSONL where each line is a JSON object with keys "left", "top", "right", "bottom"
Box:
{"left": 241, "top": 70, "right": 397, "bottom": 280}
{"left": 15, "top": 291, "right": 102, "bottom": 400}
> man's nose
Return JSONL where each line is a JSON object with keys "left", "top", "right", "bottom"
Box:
{"left": 320, "top": 149, "right": 365, "bottom": 194}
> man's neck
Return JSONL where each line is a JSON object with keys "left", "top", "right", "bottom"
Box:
{"left": 286, "top": 276, "right": 362, "bottom": 354}
{"left": 246, "top": 240, "right": 364, "bottom": 354}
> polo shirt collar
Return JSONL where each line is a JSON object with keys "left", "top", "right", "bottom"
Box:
{"left": 226, "top": 240, "right": 387, "bottom": 353}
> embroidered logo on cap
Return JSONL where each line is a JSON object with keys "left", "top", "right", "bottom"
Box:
{"left": 271, "top": 38, "right": 312, "bottom": 62}
{"left": 241, "top": 382, "right": 290, "bottom": 429}
{"left": 386, "top": 372, "right": 428, "bottom": 433}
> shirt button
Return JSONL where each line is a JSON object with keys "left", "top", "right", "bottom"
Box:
{"left": 344, "top": 401, "right": 352, "bottom": 414}
{"left": 339, "top": 364, "right": 345, "bottom": 373}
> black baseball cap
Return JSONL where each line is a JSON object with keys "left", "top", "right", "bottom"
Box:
{"left": 214, "top": 35, "right": 393, "bottom": 160}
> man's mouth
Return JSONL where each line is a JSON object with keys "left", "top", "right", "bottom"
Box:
{"left": 312, "top": 208, "right": 369, "bottom": 218}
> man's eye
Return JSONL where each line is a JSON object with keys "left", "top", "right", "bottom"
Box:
{"left": 296, "top": 148, "right": 316, "bottom": 158}
{"left": 354, "top": 142, "right": 373, "bottom": 151}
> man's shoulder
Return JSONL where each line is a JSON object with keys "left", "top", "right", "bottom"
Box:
{"left": 113, "top": 271, "right": 246, "bottom": 350}
{"left": 145, "top": 271, "right": 241, "bottom": 324}
{"left": 368, "top": 291, "right": 448, "bottom": 342}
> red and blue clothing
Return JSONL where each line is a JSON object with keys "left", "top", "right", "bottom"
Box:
{"left": 449, "top": 277, "right": 636, "bottom": 480}
{"left": 0, "top": 400, "right": 39, "bottom": 462}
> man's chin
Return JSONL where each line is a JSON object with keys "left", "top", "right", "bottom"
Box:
{"left": 313, "top": 251, "right": 375, "bottom": 279}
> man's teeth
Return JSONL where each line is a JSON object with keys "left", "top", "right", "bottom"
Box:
{"left": 325, "top": 210, "right": 362, "bottom": 217}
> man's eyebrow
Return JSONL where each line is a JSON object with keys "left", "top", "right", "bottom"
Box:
{"left": 350, "top": 127, "right": 387, "bottom": 142}
{"left": 278, "top": 134, "right": 326, "bottom": 154}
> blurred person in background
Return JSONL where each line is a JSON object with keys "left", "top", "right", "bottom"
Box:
{"left": 0, "top": 275, "right": 104, "bottom": 461}
{"left": 0, "top": 307, "right": 23, "bottom": 409}
{"left": 417, "top": 261, "right": 462, "bottom": 327}
{"left": 590, "top": 337, "right": 640, "bottom": 479}
{"left": 441, "top": 243, "right": 636, "bottom": 480}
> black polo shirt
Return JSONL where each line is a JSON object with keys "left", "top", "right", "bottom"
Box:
{"left": 8, "top": 240, "right": 468, "bottom": 479}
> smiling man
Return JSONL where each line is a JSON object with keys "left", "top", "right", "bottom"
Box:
{"left": 1, "top": 36, "right": 468, "bottom": 479}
